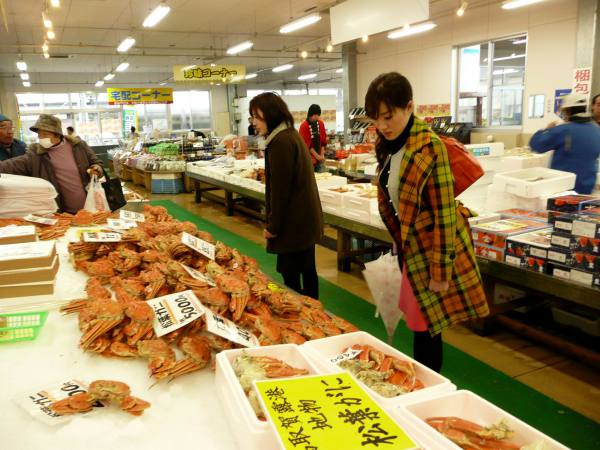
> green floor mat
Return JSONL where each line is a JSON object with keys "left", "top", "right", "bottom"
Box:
{"left": 152, "top": 199, "right": 599, "bottom": 449}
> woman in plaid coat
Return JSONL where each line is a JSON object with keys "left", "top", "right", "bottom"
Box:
{"left": 365, "top": 73, "right": 489, "bottom": 372}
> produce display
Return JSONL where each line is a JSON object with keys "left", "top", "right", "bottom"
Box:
{"left": 338, "top": 344, "right": 424, "bottom": 398}
{"left": 57, "top": 205, "right": 358, "bottom": 384}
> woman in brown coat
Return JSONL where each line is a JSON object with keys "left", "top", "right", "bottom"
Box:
{"left": 249, "top": 93, "right": 324, "bottom": 298}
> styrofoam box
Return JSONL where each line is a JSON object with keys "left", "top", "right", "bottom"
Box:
{"left": 215, "top": 344, "right": 321, "bottom": 450}
{"left": 370, "top": 213, "right": 387, "bottom": 229}
{"left": 502, "top": 153, "right": 551, "bottom": 171}
{"left": 322, "top": 204, "right": 343, "bottom": 215}
{"left": 364, "top": 163, "right": 378, "bottom": 176}
{"left": 318, "top": 188, "right": 346, "bottom": 207}
{"left": 396, "top": 390, "right": 570, "bottom": 450}
{"left": 315, "top": 175, "right": 347, "bottom": 189}
{"left": 465, "top": 142, "right": 505, "bottom": 157}
{"left": 477, "top": 155, "right": 504, "bottom": 172}
{"left": 493, "top": 167, "right": 576, "bottom": 198}
{"left": 301, "top": 331, "right": 455, "bottom": 410}
{"left": 338, "top": 208, "right": 371, "bottom": 225}
{"left": 342, "top": 193, "right": 378, "bottom": 214}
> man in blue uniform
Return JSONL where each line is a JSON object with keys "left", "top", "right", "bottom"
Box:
{"left": 0, "top": 114, "right": 26, "bottom": 161}
{"left": 530, "top": 94, "right": 600, "bottom": 194}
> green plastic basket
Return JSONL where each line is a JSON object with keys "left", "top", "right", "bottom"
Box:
{"left": 0, "top": 311, "right": 48, "bottom": 343}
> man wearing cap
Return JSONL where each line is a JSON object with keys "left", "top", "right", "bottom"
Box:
{"left": 0, "top": 114, "right": 103, "bottom": 213}
{"left": 0, "top": 114, "right": 27, "bottom": 161}
{"left": 530, "top": 93, "right": 600, "bottom": 194}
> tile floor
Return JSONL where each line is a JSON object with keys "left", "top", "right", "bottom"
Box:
{"left": 138, "top": 187, "right": 600, "bottom": 423}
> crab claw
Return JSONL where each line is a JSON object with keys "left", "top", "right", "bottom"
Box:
{"left": 50, "top": 392, "right": 94, "bottom": 415}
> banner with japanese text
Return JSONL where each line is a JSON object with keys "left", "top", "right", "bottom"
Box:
{"left": 255, "top": 372, "right": 418, "bottom": 450}
{"left": 572, "top": 68, "right": 592, "bottom": 98}
{"left": 173, "top": 65, "right": 246, "bottom": 83}
{"left": 107, "top": 87, "right": 173, "bottom": 105}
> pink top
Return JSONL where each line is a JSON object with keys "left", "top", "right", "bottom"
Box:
{"left": 47, "top": 139, "right": 87, "bottom": 213}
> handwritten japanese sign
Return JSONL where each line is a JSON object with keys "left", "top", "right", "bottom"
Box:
{"left": 173, "top": 65, "right": 246, "bottom": 83}
{"left": 23, "top": 214, "right": 58, "bottom": 226}
{"left": 119, "top": 210, "right": 145, "bottom": 222}
{"left": 106, "top": 218, "right": 138, "bottom": 230}
{"left": 146, "top": 290, "right": 205, "bottom": 337}
{"left": 255, "top": 373, "right": 418, "bottom": 450}
{"left": 83, "top": 232, "right": 122, "bottom": 242}
{"left": 107, "top": 87, "right": 173, "bottom": 105}
{"left": 180, "top": 263, "right": 216, "bottom": 287}
{"left": 329, "top": 348, "right": 363, "bottom": 365}
{"left": 204, "top": 309, "right": 259, "bottom": 347}
{"left": 181, "top": 231, "right": 216, "bottom": 260}
{"left": 572, "top": 68, "right": 592, "bottom": 97}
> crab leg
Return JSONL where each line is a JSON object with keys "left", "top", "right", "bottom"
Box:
{"left": 80, "top": 319, "right": 123, "bottom": 348}
{"left": 167, "top": 360, "right": 202, "bottom": 381}
{"left": 60, "top": 299, "right": 89, "bottom": 314}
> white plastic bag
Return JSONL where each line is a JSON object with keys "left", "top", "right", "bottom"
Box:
{"left": 84, "top": 175, "right": 109, "bottom": 212}
{"left": 362, "top": 252, "right": 403, "bottom": 344}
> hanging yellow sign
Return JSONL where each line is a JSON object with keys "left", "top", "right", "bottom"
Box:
{"left": 107, "top": 87, "right": 173, "bottom": 105}
{"left": 255, "top": 372, "right": 418, "bottom": 450}
{"left": 173, "top": 65, "right": 246, "bottom": 83}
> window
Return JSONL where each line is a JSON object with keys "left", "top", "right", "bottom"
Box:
{"left": 246, "top": 89, "right": 282, "bottom": 97}
{"left": 456, "top": 35, "right": 526, "bottom": 127}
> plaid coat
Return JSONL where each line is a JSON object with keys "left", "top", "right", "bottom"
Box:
{"left": 377, "top": 118, "right": 489, "bottom": 335}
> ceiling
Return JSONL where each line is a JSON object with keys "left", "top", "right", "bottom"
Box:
{"left": 0, "top": 0, "right": 462, "bottom": 91}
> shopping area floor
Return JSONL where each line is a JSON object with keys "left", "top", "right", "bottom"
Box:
{"left": 132, "top": 185, "right": 600, "bottom": 426}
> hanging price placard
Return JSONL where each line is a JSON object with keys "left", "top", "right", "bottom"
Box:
{"left": 23, "top": 214, "right": 58, "bottom": 226}
{"left": 107, "top": 218, "right": 138, "bottom": 230}
{"left": 180, "top": 263, "right": 216, "bottom": 287}
{"left": 204, "top": 309, "right": 259, "bottom": 347}
{"left": 146, "top": 290, "right": 205, "bottom": 337}
{"left": 181, "top": 232, "right": 216, "bottom": 260}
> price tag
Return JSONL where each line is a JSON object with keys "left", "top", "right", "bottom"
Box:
{"left": 83, "top": 232, "right": 122, "bottom": 242}
{"left": 180, "top": 263, "right": 216, "bottom": 287}
{"left": 530, "top": 247, "right": 547, "bottom": 259}
{"left": 119, "top": 210, "right": 145, "bottom": 222}
{"left": 551, "top": 234, "right": 571, "bottom": 248}
{"left": 547, "top": 250, "right": 567, "bottom": 264}
{"left": 505, "top": 255, "right": 522, "bottom": 266}
{"left": 255, "top": 373, "right": 418, "bottom": 450}
{"left": 107, "top": 218, "right": 138, "bottom": 230}
{"left": 23, "top": 214, "right": 58, "bottom": 226}
{"left": 554, "top": 220, "right": 573, "bottom": 232}
{"left": 181, "top": 232, "right": 215, "bottom": 260}
{"left": 0, "top": 225, "right": 36, "bottom": 238}
{"left": 147, "top": 290, "right": 205, "bottom": 337}
{"left": 204, "top": 309, "right": 259, "bottom": 347}
{"left": 267, "top": 281, "right": 285, "bottom": 292}
{"left": 329, "top": 347, "right": 363, "bottom": 365}
{"left": 553, "top": 268, "right": 570, "bottom": 281}
{"left": 572, "top": 220, "right": 598, "bottom": 239}
{"left": 13, "top": 379, "right": 104, "bottom": 425}
{"left": 570, "top": 269, "right": 593, "bottom": 286}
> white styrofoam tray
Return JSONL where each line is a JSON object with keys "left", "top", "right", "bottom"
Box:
{"left": 215, "top": 344, "right": 321, "bottom": 450}
{"left": 502, "top": 152, "right": 551, "bottom": 171}
{"left": 395, "top": 390, "right": 570, "bottom": 450}
{"left": 492, "top": 167, "right": 576, "bottom": 198}
{"left": 315, "top": 175, "right": 348, "bottom": 189}
{"left": 338, "top": 208, "right": 371, "bottom": 225}
{"left": 301, "top": 331, "right": 455, "bottom": 410}
{"left": 318, "top": 188, "right": 346, "bottom": 207}
{"left": 341, "top": 193, "right": 378, "bottom": 214}
{"left": 477, "top": 155, "right": 505, "bottom": 173}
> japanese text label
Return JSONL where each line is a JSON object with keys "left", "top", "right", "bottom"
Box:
{"left": 147, "top": 290, "right": 205, "bottom": 337}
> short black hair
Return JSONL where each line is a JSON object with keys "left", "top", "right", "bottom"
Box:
{"left": 567, "top": 105, "right": 587, "bottom": 115}
{"left": 592, "top": 94, "right": 600, "bottom": 105}
{"left": 130, "top": 126, "right": 136, "bottom": 132}
{"left": 249, "top": 92, "right": 294, "bottom": 133}
{"left": 67, "top": 126, "right": 74, "bottom": 132}
{"left": 307, "top": 104, "right": 321, "bottom": 119}
{"left": 365, "top": 72, "right": 413, "bottom": 119}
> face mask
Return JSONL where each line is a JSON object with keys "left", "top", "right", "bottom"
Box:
{"left": 39, "top": 138, "right": 54, "bottom": 148}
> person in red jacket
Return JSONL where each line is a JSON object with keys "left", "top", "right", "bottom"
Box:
{"left": 299, "top": 104, "right": 327, "bottom": 172}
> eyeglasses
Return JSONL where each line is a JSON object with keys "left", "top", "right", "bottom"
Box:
{"left": 0, "top": 125, "right": 14, "bottom": 131}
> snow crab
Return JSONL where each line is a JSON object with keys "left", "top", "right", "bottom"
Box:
{"left": 167, "top": 335, "right": 212, "bottom": 381}
{"left": 215, "top": 274, "right": 251, "bottom": 321}
{"left": 426, "top": 417, "right": 518, "bottom": 450}
{"left": 136, "top": 339, "right": 177, "bottom": 380}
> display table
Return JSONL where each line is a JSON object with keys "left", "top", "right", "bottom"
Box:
{"left": 0, "top": 238, "right": 237, "bottom": 450}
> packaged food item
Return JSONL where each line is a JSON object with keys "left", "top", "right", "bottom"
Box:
{"left": 505, "top": 228, "right": 553, "bottom": 259}
{"left": 546, "top": 194, "right": 600, "bottom": 213}
{"left": 471, "top": 219, "right": 548, "bottom": 249}
{"left": 474, "top": 243, "right": 505, "bottom": 261}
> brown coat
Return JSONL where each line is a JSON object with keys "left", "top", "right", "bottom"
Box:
{"left": 264, "top": 123, "right": 323, "bottom": 254}
{"left": 0, "top": 135, "right": 102, "bottom": 212}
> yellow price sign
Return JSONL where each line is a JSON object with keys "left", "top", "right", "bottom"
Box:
{"left": 255, "top": 373, "right": 418, "bottom": 450}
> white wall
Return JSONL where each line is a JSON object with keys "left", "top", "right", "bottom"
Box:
{"left": 356, "top": 0, "right": 578, "bottom": 133}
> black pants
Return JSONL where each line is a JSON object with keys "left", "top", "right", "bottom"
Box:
{"left": 413, "top": 331, "right": 443, "bottom": 373}
{"left": 276, "top": 246, "right": 319, "bottom": 299}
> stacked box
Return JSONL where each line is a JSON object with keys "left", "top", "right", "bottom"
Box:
{"left": 472, "top": 219, "right": 549, "bottom": 261}
{"left": 505, "top": 228, "right": 553, "bottom": 273}
{"left": 546, "top": 194, "right": 600, "bottom": 213}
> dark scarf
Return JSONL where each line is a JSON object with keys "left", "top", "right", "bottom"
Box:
{"left": 378, "top": 114, "right": 414, "bottom": 191}
{"left": 309, "top": 119, "right": 320, "bottom": 152}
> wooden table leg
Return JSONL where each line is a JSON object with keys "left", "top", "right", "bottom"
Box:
{"left": 194, "top": 181, "right": 202, "bottom": 203}
{"left": 225, "top": 191, "right": 234, "bottom": 216}
{"left": 144, "top": 172, "right": 152, "bottom": 191}
{"left": 337, "top": 229, "right": 352, "bottom": 272}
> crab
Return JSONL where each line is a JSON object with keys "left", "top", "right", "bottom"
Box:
{"left": 85, "top": 277, "right": 111, "bottom": 300}
{"left": 255, "top": 317, "right": 282, "bottom": 345}
{"left": 81, "top": 258, "right": 117, "bottom": 281}
{"left": 123, "top": 301, "right": 155, "bottom": 346}
{"left": 111, "top": 277, "right": 146, "bottom": 304}
{"left": 136, "top": 339, "right": 176, "bottom": 380}
{"left": 79, "top": 299, "right": 125, "bottom": 350}
{"left": 425, "top": 417, "right": 518, "bottom": 450}
{"left": 232, "top": 353, "right": 309, "bottom": 394}
{"left": 167, "top": 335, "right": 212, "bottom": 381}
{"left": 215, "top": 274, "right": 251, "bottom": 322}
{"left": 280, "top": 328, "right": 306, "bottom": 345}
{"left": 215, "top": 242, "right": 233, "bottom": 265}
{"left": 50, "top": 380, "right": 150, "bottom": 416}
{"left": 265, "top": 292, "right": 304, "bottom": 315}
{"left": 195, "top": 287, "right": 230, "bottom": 315}
{"left": 110, "top": 247, "right": 142, "bottom": 274}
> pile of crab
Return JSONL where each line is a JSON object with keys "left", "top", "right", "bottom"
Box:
{"left": 61, "top": 204, "right": 358, "bottom": 383}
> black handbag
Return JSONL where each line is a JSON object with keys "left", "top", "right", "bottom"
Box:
{"left": 100, "top": 167, "right": 127, "bottom": 211}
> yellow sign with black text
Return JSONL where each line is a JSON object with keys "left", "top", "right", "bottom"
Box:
{"left": 173, "top": 65, "right": 246, "bottom": 83}
{"left": 107, "top": 88, "right": 173, "bottom": 105}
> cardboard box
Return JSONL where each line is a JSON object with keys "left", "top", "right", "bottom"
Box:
{"left": 0, "top": 225, "right": 37, "bottom": 245}
{"left": 505, "top": 228, "right": 553, "bottom": 259}
{"left": 571, "top": 215, "right": 600, "bottom": 239}
{"left": 551, "top": 265, "right": 600, "bottom": 288}
{"left": 474, "top": 243, "right": 504, "bottom": 261}
{"left": 0, "top": 255, "right": 59, "bottom": 286}
{"left": 547, "top": 246, "right": 573, "bottom": 266}
{"left": 505, "top": 253, "right": 549, "bottom": 273}
{"left": 0, "top": 280, "right": 55, "bottom": 298}
{"left": 548, "top": 213, "right": 578, "bottom": 233}
{"left": 0, "top": 241, "right": 56, "bottom": 271}
{"left": 471, "top": 219, "right": 548, "bottom": 249}
{"left": 546, "top": 194, "right": 600, "bottom": 213}
{"left": 548, "top": 232, "right": 600, "bottom": 254}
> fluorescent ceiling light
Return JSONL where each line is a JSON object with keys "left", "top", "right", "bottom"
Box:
{"left": 244, "top": 73, "right": 257, "bottom": 79}
{"left": 226, "top": 41, "right": 253, "bottom": 55}
{"left": 20, "top": 73, "right": 29, "bottom": 80}
{"left": 50, "top": 0, "right": 60, "bottom": 7}
{"left": 42, "top": 13, "right": 52, "bottom": 28}
{"left": 16, "top": 61, "right": 27, "bottom": 71}
{"left": 388, "top": 22, "right": 437, "bottom": 39}
{"left": 513, "top": 38, "right": 527, "bottom": 44}
{"left": 326, "top": 43, "right": 333, "bottom": 52}
{"left": 502, "top": 0, "right": 544, "bottom": 9}
{"left": 23, "top": 81, "right": 31, "bottom": 87}
{"left": 493, "top": 53, "right": 526, "bottom": 61}
{"left": 43, "top": 52, "right": 50, "bottom": 59}
{"left": 456, "top": 1, "right": 468, "bottom": 16}
{"left": 335, "top": 68, "right": 343, "bottom": 73}
{"left": 117, "top": 37, "right": 135, "bottom": 52}
{"left": 47, "top": 30, "right": 56, "bottom": 40}
{"left": 42, "top": 42, "right": 49, "bottom": 52}
{"left": 143, "top": 3, "right": 171, "bottom": 27}
{"left": 116, "top": 62, "right": 130, "bottom": 72}
{"left": 361, "top": 35, "right": 368, "bottom": 42}
{"left": 301, "top": 50, "right": 308, "bottom": 58}
{"left": 104, "top": 73, "right": 115, "bottom": 81}
{"left": 280, "top": 14, "right": 321, "bottom": 34}
{"left": 272, "top": 64, "right": 293, "bottom": 73}
{"left": 298, "top": 73, "right": 317, "bottom": 80}
{"left": 95, "top": 80, "right": 104, "bottom": 87}
{"left": 492, "top": 68, "right": 518, "bottom": 75}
